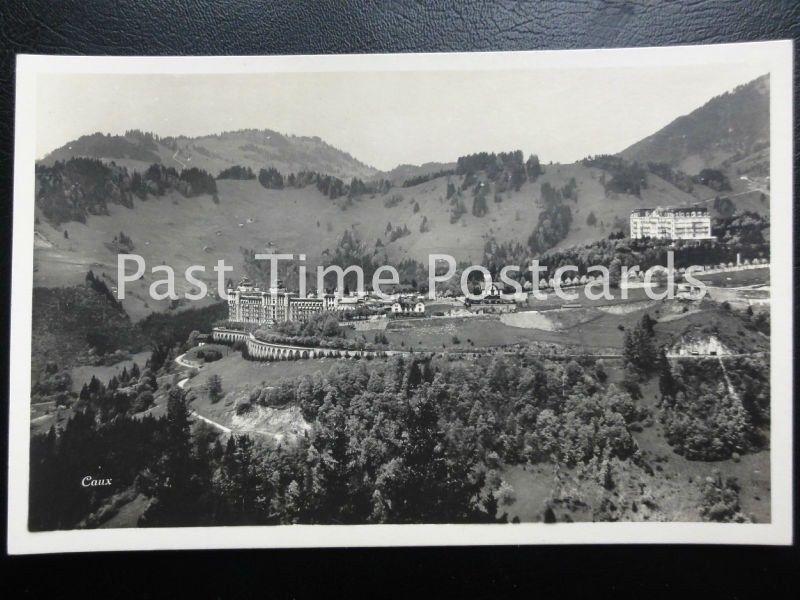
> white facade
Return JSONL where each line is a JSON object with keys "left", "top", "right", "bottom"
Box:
{"left": 227, "top": 277, "right": 336, "bottom": 325}
{"left": 335, "top": 296, "right": 364, "bottom": 311}
{"left": 630, "top": 207, "right": 714, "bottom": 240}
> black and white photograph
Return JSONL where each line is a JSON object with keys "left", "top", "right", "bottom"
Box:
{"left": 7, "top": 41, "right": 793, "bottom": 553}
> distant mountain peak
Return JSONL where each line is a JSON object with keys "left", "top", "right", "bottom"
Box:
{"left": 620, "top": 74, "right": 769, "bottom": 175}
{"left": 41, "top": 128, "right": 380, "bottom": 181}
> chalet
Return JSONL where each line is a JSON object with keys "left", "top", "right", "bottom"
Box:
{"left": 391, "top": 301, "right": 425, "bottom": 314}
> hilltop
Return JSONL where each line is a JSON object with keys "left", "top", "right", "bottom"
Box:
{"left": 41, "top": 128, "right": 379, "bottom": 182}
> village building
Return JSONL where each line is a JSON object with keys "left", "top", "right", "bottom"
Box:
{"left": 465, "top": 280, "right": 517, "bottom": 314}
{"left": 391, "top": 300, "right": 426, "bottom": 315}
{"left": 630, "top": 207, "right": 714, "bottom": 240}
{"left": 334, "top": 295, "right": 365, "bottom": 312}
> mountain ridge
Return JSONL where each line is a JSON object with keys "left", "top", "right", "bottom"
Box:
{"left": 33, "top": 75, "right": 771, "bottom": 317}
{"left": 41, "top": 74, "right": 769, "bottom": 185}
{"left": 620, "top": 74, "right": 769, "bottom": 176}
{"left": 41, "top": 128, "right": 381, "bottom": 182}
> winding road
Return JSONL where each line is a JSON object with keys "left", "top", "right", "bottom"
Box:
{"left": 173, "top": 353, "right": 231, "bottom": 434}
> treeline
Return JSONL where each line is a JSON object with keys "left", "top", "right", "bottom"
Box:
{"left": 75, "top": 361, "right": 157, "bottom": 419}
{"left": 647, "top": 162, "right": 694, "bottom": 193}
{"left": 401, "top": 168, "right": 456, "bottom": 188}
{"left": 217, "top": 165, "right": 256, "bottom": 180}
{"left": 320, "top": 229, "right": 386, "bottom": 291}
{"left": 240, "top": 353, "right": 647, "bottom": 523}
{"left": 252, "top": 331, "right": 371, "bottom": 352}
{"left": 480, "top": 181, "right": 575, "bottom": 263}
{"left": 693, "top": 168, "right": 731, "bottom": 192}
{"left": 620, "top": 311, "right": 771, "bottom": 462}
{"left": 123, "top": 129, "right": 162, "bottom": 150}
{"left": 526, "top": 182, "right": 573, "bottom": 254}
{"left": 51, "top": 132, "right": 161, "bottom": 164}
{"left": 36, "top": 158, "right": 135, "bottom": 224}
{"left": 623, "top": 312, "right": 770, "bottom": 463}
{"left": 581, "top": 154, "right": 648, "bottom": 197}
{"left": 321, "top": 231, "right": 430, "bottom": 293}
{"left": 85, "top": 270, "right": 120, "bottom": 307}
{"left": 36, "top": 158, "right": 218, "bottom": 224}
{"left": 456, "top": 150, "right": 543, "bottom": 192}
{"left": 713, "top": 211, "right": 769, "bottom": 246}
{"left": 256, "top": 166, "right": 391, "bottom": 200}
{"left": 272, "top": 311, "right": 342, "bottom": 339}
{"left": 138, "top": 301, "right": 228, "bottom": 371}
{"left": 240, "top": 230, "right": 430, "bottom": 295}
{"left": 483, "top": 232, "right": 769, "bottom": 283}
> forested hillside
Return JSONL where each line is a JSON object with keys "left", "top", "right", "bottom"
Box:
{"left": 34, "top": 149, "right": 710, "bottom": 316}
{"left": 621, "top": 75, "right": 769, "bottom": 176}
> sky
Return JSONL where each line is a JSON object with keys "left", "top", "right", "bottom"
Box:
{"left": 36, "top": 63, "right": 768, "bottom": 171}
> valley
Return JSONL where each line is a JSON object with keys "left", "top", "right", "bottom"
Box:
{"left": 26, "top": 71, "right": 774, "bottom": 531}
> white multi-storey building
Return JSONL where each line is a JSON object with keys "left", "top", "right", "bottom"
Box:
{"left": 226, "top": 277, "right": 336, "bottom": 325}
{"left": 630, "top": 207, "right": 714, "bottom": 240}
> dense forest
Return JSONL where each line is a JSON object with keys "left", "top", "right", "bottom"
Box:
{"left": 580, "top": 155, "right": 648, "bottom": 197}
{"left": 31, "top": 273, "right": 227, "bottom": 396}
{"left": 30, "top": 347, "right": 668, "bottom": 529}
{"left": 35, "top": 158, "right": 218, "bottom": 224}
{"left": 620, "top": 313, "right": 770, "bottom": 462}
{"left": 29, "top": 295, "right": 771, "bottom": 529}
{"left": 31, "top": 274, "right": 141, "bottom": 381}
{"left": 659, "top": 356, "right": 769, "bottom": 461}
{"left": 456, "top": 150, "right": 543, "bottom": 190}
{"left": 526, "top": 182, "right": 574, "bottom": 254}
{"left": 217, "top": 165, "right": 256, "bottom": 180}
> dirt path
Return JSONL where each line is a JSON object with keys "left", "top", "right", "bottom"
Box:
{"left": 174, "top": 353, "right": 200, "bottom": 369}
{"left": 173, "top": 354, "right": 232, "bottom": 434}
{"left": 190, "top": 410, "right": 231, "bottom": 434}
{"left": 171, "top": 149, "right": 187, "bottom": 169}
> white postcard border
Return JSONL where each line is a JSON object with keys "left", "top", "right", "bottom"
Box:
{"left": 8, "top": 41, "right": 794, "bottom": 553}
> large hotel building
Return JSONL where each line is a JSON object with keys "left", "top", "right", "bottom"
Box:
{"left": 226, "top": 277, "right": 337, "bottom": 325}
{"left": 629, "top": 207, "right": 714, "bottom": 241}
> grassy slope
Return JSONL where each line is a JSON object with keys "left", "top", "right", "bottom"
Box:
{"left": 34, "top": 162, "right": 708, "bottom": 314}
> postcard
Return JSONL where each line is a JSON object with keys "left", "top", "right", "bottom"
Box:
{"left": 8, "top": 41, "right": 793, "bottom": 553}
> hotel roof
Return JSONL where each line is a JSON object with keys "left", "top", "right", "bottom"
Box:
{"left": 631, "top": 206, "right": 708, "bottom": 216}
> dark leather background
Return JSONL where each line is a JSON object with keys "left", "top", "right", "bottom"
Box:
{"left": 1, "top": 0, "right": 798, "bottom": 596}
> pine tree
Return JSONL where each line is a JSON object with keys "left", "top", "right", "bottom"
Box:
{"left": 207, "top": 374, "right": 223, "bottom": 404}
{"left": 140, "top": 389, "right": 198, "bottom": 526}
{"left": 658, "top": 348, "right": 677, "bottom": 400}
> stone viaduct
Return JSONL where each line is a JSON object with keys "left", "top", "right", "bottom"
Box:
{"left": 212, "top": 328, "right": 406, "bottom": 362}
